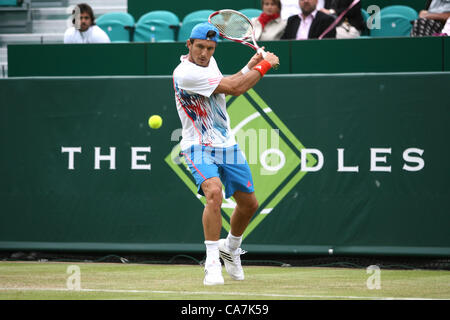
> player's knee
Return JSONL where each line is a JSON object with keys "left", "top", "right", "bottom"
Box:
{"left": 249, "top": 199, "right": 259, "bottom": 214}
{"left": 240, "top": 199, "right": 258, "bottom": 216}
{"left": 205, "top": 187, "right": 223, "bottom": 210}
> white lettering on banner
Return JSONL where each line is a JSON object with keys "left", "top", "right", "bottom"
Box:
{"left": 337, "top": 148, "right": 359, "bottom": 172}
{"left": 95, "top": 147, "right": 116, "bottom": 170}
{"left": 370, "top": 148, "right": 392, "bottom": 172}
{"left": 301, "top": 148, "right": 324, "bottom": 172}
{"left": 403, "top": 148, "right": 425, "bottom": 172}
{"left": 131, "top": 147, "right": 151, "bottom": 170}
{"left": 60, "top": 146, "right": 425, "bottom": 172}
{"left": 61, "top": 147, "right": 82, "bottom": 170}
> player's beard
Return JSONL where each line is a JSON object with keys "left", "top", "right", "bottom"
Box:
{"left": 196, "top": 56, "right": 209, "bottom": 67}
{"left": 189, "top": 52, "right": 210, "bottom": 67}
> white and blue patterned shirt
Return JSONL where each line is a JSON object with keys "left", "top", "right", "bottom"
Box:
{"left": 173, "top": 55, "right": 236, "bottom": 151}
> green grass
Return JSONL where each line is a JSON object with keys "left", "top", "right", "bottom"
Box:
{"left": 0, "top": 261, "right": 449, "bottom": 300}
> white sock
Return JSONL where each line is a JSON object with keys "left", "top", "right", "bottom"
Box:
{"left": 204, "top": 240, "right": 220, "bottom": 265}
{"left": 226, "top": 233, "right": 242, "bottom": 251}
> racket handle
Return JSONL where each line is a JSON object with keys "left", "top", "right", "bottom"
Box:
{"left": 257, "top": 48, "right": 279, "bottom": 71}
{"left": 257, "top": 47, "right": 266, "bottom": 57}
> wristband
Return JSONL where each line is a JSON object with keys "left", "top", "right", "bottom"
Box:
{"left": 252, "top": 60, "right": 272, "bottom": 77}
{"left": 241, "top": 65, "right": 250, "bottom": 75}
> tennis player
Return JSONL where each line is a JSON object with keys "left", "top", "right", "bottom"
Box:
{"left": 173, "top": 22, "right": 279, "bottom": 285}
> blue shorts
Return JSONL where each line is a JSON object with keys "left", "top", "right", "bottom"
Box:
{"left": 180, "top": 144, "right": 255, "bottom": 199}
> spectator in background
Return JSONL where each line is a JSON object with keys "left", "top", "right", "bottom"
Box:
{"left": 411, "top": 0, "right": 450, "bottom": 36}
{"left": 281, "top": 0, "right": 336, "bottom": 39}
{"left": 252, "top": 0, "right": 287, "bottom": 40}
{"left": 320, "top": 0, "right": 365, "bottom": 39}
{"left": 64, "top": 3, "right": 110, "bottom": 43}
{"left": 281, "top": 0, "right": 325, "bottom": 20}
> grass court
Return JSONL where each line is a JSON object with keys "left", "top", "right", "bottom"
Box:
{"left": 0, "top": 261, "right": 448, "bottom": 300}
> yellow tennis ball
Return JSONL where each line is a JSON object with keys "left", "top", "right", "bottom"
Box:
{"left": 148, "top": 115, "right": 162, "bottom": 129}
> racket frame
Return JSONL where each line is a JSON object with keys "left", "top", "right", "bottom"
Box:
{"left": 208, "top": 9, "right": 266, "bottom": 57}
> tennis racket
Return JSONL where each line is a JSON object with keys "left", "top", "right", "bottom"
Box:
{"left": 208, "top": 9, "right": 279, "bottom": 69}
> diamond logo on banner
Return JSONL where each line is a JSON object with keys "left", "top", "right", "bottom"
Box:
{"left": 165, "top": 89, "right": 316, "bottom": 239}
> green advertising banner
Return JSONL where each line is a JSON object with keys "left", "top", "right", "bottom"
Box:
{"left": 8, "top": 37, "right": 446, "bottom": 77}
{"left": 1, "top": 73, "right": 449, "bottom": 257}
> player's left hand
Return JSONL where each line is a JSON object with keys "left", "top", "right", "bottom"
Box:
{"left": 246, "top": 47, "right": 265, "bottom": 69}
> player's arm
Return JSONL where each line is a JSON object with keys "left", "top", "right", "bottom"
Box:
{"left": 214, "top": 52, "right": 279, "bottom": 96}
{"left": 214, "top": 70, "right": 261, "bottom": 96}
{"left": 225, "top": 49, "right": 265, "bottom": 81}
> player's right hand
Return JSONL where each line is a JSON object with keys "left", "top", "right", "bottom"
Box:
{"left": 247, "top": 47, "right": 265, "bottom": 69}
{"left": 264, "top": 52, "right": 280, "bottom": 69}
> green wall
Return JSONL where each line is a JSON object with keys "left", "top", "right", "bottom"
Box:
{"left": 1, "top": 73, "right": 449, "bottom": 256}
{"left": 290, "top": 37, "right": 443, "bottom": 73}
{"left": 445, "top": 37, "right": 450, "bottom": 71}
{"left": 7, "top": 37, "right": 447, "bottom": 77}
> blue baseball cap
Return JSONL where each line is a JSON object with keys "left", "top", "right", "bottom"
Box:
{"left": 189, "top": 22, "right": 219, "bottom": 42}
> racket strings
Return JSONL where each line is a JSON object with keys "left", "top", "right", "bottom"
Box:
{"left": 210, "top": 12, "right": 253, "bottom": 40}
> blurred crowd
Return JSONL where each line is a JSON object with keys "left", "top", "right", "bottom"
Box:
{"left": 64, "top": 0, "right": 450, "bottom": 44}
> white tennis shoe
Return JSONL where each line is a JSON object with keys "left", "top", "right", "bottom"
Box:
{"left": 218, "top": 239, "right": 246, "bottom": 281}
{"left": 203, "top": 258, "right": 224, "bottom": 286}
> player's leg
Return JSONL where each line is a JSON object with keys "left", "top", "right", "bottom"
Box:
{"left": 218, "top": 190, "right": 258, "bottom": 281}
{"left": 229, "top": 190, "right": 258, "bottom": 238}
{"left": 217, "top": 145, "right": 258, "bottom": 280}
{"left": 201, "top": 176, "right": 223, "bottom": 241}
{"left": 200, "top": 177, "right": 225, "bottom": 285}
{"left": 221, "top": 145, "right": 258, "bottom": 240}
{"left": 181, "top": 147, "right": 224, "bottom": 285}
